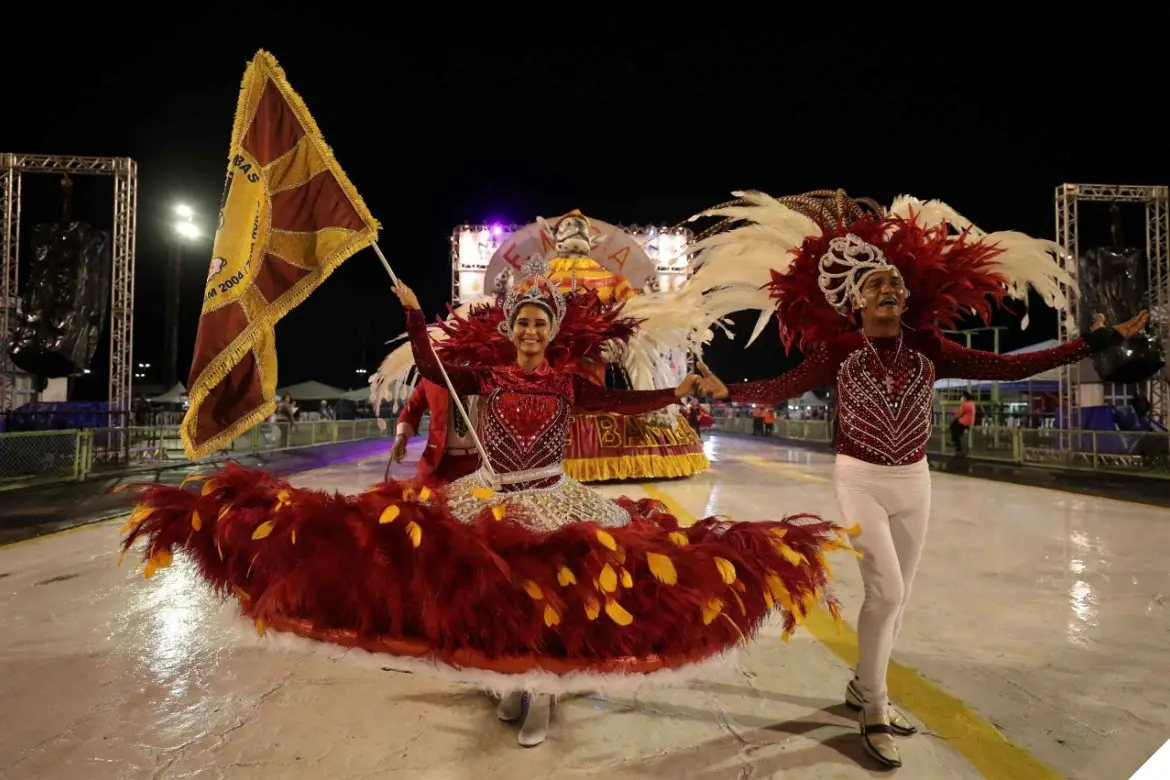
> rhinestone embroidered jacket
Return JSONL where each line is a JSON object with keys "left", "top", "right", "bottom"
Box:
{"left": 407, "top": 309, "right": 677, "bottom": 478}
{"left": 729, "top": 331, "right": 1093, "bottom": 466}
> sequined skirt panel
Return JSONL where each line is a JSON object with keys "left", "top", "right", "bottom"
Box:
{"left": 445, "top": 472, "right": 631, "bottom": 531}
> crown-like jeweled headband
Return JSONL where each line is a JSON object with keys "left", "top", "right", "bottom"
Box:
{"left": 497, "top": 254, "right": 567, "bottom": 339}
{"left": 817, "top": 234, "right": 905, "bottom": 315}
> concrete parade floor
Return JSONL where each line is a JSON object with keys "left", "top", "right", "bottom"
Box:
{"left": 0, "top": 433, "right": 1166, "bottom": 779}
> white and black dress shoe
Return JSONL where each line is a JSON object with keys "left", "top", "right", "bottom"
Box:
{"left": 846, "top": 677, "right": 917, "bottom": 736}
{"left": 859, "top": 709, "right": 902, "bottom": 769}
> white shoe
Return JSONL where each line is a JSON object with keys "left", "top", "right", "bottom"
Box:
{"left": 845, "top": 677, "right": 917, "bottom": 736}
{"left": 498, "top": 691, "right": 525, "bottom": 722}
{"left": 518, "top": 694, "right": 552, "bottom": 748}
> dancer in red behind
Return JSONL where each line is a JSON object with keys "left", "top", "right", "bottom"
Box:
{"left": 391, "top": 378, "right": 480, "bottom": 484}
{"left": 691, "top": 189, "right": 1147, "bottom": 769}
{"left": 122, "top": 255, "right": 850, "bottom": 749}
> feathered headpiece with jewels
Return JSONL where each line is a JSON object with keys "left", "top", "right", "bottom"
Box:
{"left": 668, "top": 189, "right": 1072, "bottom": 352}
{"left": 497, "top": 254, "right": 568, "bottom": 339}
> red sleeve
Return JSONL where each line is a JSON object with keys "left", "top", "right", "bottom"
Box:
{"left": 725, "top": 345, "right": 836, "bottom": 404}
{"left": 572, "top": 375, "right": 678, "bottom": 414}
{"left": 396, "top": 383, "right": 428, "bottom": 436}
{"left": 406, "top": 309, "right": 481, "bottom": 396}
{"left": 935, "top": 337, "right": 1091, "bottom": 381}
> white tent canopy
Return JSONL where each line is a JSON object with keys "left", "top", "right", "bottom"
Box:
{"left": 342, "top": 386, "right": 372, "bottom": 402}
{"left": 150, "top": 383, "right": 187, "bottom": 403}
{"left": 276, "top": 381, "right": 348, "bottom": 401}
{"left": 794, "top": 390, "right": 827, "bottom": 407}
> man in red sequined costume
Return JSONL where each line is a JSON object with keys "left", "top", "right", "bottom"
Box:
{"left": 693, "top": 190, "right": 1149, "bottom": 770}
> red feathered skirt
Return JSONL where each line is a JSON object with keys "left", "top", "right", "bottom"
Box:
{"left": 120, "top": 463, "right": 852, "bottom": 693}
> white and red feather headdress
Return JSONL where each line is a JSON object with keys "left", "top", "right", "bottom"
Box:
{"left": 631, "top": 189, "right": 1073, "bottom": 355}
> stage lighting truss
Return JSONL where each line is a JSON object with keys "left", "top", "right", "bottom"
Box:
{"left": 0, "top": 154, "right": 138, "bottom": 431}
{"left": 1054, "top": 183, "right": 1170, "bottom": 432}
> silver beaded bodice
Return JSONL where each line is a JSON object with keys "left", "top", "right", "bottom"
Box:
{"left": 836, "top": 344, "right": 935, "bottom": 466}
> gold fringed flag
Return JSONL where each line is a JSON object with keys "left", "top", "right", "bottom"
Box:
{"left": 181, "top": 50, "right": 379, "bottom": 459}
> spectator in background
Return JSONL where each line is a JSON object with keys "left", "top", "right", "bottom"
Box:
{"left": 277, "top": 394, "right": 298, "bottom": 448}
{"left": 763, "top": 406, "right": 776, "bottom": 436}
{"left": 752, "top": 406, "right": 764, "bottom": 435}
{"left": 951, "top": 391, "right": 976, "bottom": 456}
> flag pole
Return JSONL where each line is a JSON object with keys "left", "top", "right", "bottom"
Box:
{"left": 370, "top": 241, "right": 400, "bottom": 286}
{"left": 370, "top": 240, "right": 498, "bottom": 485}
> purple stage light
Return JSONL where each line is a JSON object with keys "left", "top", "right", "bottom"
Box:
{"left": 491, "top": 224, "right": 503, "bottom": 236}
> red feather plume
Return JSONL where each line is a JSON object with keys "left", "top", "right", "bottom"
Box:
{"left": 432, "top": 290, "right": 641, "bottom": 376}
{"left": 768, "top": 215, "right": 1011, "bottom": 352}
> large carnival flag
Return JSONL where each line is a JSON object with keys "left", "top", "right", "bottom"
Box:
{"left": 181, "top": 50, "right": 379, "bottom": 459}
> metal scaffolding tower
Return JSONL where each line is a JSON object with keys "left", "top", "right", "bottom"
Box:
{"left": 1054, "top": 183, "right": 1170, "bottom": 432}
{"left": 0, "top": 154, "right": 138, "bottom": 424}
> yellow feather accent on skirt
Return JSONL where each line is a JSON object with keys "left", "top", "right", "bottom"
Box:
{"left": 645, "top": 553, "right": 678, "bottom": 585}
{"left": 598, "top": 564, "right": 618, "bottom": 593}
{"left": 604, "top": 599, "right": 634, "bottom": 626}
{"left": 714, "top": 557, "right": 737, "bottom": 585}
{"left": 405, "top": 521, "right": 422, "bottom": 547}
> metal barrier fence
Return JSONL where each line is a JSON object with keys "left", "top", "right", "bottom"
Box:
{"left": 0, "top": 419, "right": 387, "bottom": 490}
{"left": 714, "top": 416, "right": 1170, "bottom": 478}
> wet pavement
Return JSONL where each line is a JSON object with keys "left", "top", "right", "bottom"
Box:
{"left": 1, "top": 433, "right": 1167, "bottom": 779}
{"left": 0, "top": 438, "right": 396, "bottom": 546}
{"left": 720, "top": 428, "right": 1170, "bottom": 509}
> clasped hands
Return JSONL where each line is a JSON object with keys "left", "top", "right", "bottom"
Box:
{"left": 674, "top": 361, "right": 730, "bottom": 400}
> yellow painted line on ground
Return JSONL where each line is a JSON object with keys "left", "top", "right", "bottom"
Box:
{"left": 640, "top": 483, "right": 701, "bottom": 527}
{"left": 646, "top": 478, "right": 1064, "bottom": 780}
{"left": 731, "top": 454, "right": 830, "bottom": 484}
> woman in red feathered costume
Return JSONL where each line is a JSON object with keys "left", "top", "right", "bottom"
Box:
{"left": 121, "top": 253, "right": 850, "bottom": 749}
{"left": 689, "top": 190, "right": 1148, "bottom": 769}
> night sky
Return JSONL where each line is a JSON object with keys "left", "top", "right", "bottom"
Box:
{"left": 4, "top": 14, "right": 1167, "bottom": 398}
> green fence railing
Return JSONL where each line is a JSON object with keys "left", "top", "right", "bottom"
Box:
{"left": 714, "top": 416, "right": 1170, "bottom": 479}
{"left": 0, "top": 419, "right": 388, "bottom": 491}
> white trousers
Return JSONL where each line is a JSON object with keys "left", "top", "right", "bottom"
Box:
{"left": 834, "top": 454, "right": 931, "bottom": 711}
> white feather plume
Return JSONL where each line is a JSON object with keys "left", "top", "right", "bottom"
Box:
{"left": 889, "top": 194, "right": 984, "bottom": 237}
{"left": 616, "top": 192, "right": 821, "bottom": 373}
{"left": 890, "top": 195, "right": 1074, "bottom": 328}
{"left": 981, "top": 231, "right": 1073, "bottom": 309}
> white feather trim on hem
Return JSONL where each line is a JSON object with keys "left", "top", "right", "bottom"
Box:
{"left": 235, "top": 617, "right": 742, "bottom": 697}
